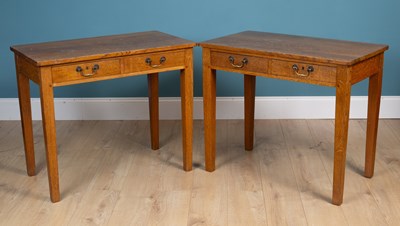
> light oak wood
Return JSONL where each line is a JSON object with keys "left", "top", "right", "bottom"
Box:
{"left": 350, "top": 54, "right": 381, "bottom": 84}
{"left": 352, "top": 120, "right": 400, "bottom": 226}
{"left": 52, "top": 58, "right": 121, "bottom": 84}
{"left": 226, "top": 120, "right": 268, "bottom": 226}
{"left": 201, "top": 31, "right": 388, "bottom": 65}
{"left": 188, "top": 120, "right": 229, "bottom": 226}
{"left": 201, "top": 31, "right": 388, "bottom": 205}
{"left": 332, "top": 66, "right": 352, "bottom": 205}
{"left": 39, "top": 67, "right": 60, "bottom": 203}
{"left": 282, "top": 120, "right": 349, "bottom": 225}
{"left": 210, "top": 51, "right": 269, "bottom": 74}
{"left": 16, "top": 55, "right": 36, "bottom": 176}
{"left": 0, "top": 123, "right": 49, "bottom": 226}
{"left": 270, "top": 59, "right": 337, "bottom": 86}
{"left": 180, "top": 48, "right": 194, "bottom": 171}
{"left": 16, "top": 55, "right": 39, "bottom": 83}
{"left": 387, "top": 117, "right": 400, "bottom": 141}
{"left": 202, "top": 48, "right": 217, "bottom": 172}
{"left": 122, "top": 50, "right": 185, "bottom": 74}
{"left": 255, "top": 120, "right": 308, "bottom": 226}
{"left": 307, "top": 120, "right": 388, "bottom": 226}
{"left": 10, "top": 31, "right": 195, "bottom": 66}
{"left": 364, "top": 54, "right": 384, "bottom": 177}
{"left": 11, "top": 31, "right": 195, "bottom": 202}
{"left": 1, "top": 120, "right": 399, "bottom": 225}
{"left": 108, "top": 121, "right": 192, "bottom": 226}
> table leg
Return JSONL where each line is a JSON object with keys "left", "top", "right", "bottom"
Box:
{"left": 244, "top": 74, "right": 256, "bottom": 151}
{"left": 364, "top": 54, "right": 384, "bottom": 178}
{"left": 332, "top": 67, "right": 351, "bottom": 205}
{"left": 16, "top": 61, "right": 36, "bottom": 176}
{"left": 39, "top": 67, "right": 60, "bottom": 203}
{"left": 147, "top": 73, "right": 159, "bottom": 150}
{"left": 180, "top": 49, "right": 193, "bottom": 171}
{"left": 203, "top": 48, "right": 217, "bottom": 172}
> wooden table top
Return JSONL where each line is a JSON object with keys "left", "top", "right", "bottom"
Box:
{"left": 11, "top": 31, "right": 196, "bottom": 66}
{"left": 201, "top": 31, "right": 388, "bottom": 65}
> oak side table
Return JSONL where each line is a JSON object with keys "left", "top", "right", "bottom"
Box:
{"left": 200, "top": 31, "right": 388, "bottom": 205}
{"left": 11, "top": 31, "right": 195, "bottom": 202}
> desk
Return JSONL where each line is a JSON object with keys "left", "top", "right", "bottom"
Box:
{"left": 11, "top": 31, "right": 195, "bottom": 202}
{"left": 201, "top": 31, "right": 388, "bottom": 205}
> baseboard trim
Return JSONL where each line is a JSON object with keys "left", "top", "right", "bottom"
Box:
{"left": 0, "top": 96, "right": 399, "bottom": 120}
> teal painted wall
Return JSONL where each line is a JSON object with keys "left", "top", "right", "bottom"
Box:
{"left": 1, "top": 0, "right": 399, "bottom": 98}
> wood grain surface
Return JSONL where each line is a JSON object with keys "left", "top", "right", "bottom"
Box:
{"left": 10, "top": 31, "right": 195, "bottom": 66}
{"left": 0, "top": 120, "right": 399, "bottom": 225}
{"left": 201, "top": 31, "right": 388, "bottom": 65}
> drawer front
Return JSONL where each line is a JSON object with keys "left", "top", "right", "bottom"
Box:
{"left": 122, "top": 50, "right": 185, "bottom": 74}
{"left": 270, "top": 60, "right": 336, "bottom": 85}
{"left": 52, "top": 59, "right": 121, "bottom": 84}
{"left": 210, "top": 51, "right": 268, "bottom": 74}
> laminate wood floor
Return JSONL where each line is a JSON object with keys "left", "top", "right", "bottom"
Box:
{"left": 0, "top": 119, "right": 399, "bottom": 226}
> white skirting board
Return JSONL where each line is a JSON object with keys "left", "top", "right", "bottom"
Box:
{"left": 0, "top": 96, "right": 399, "bottom": 120}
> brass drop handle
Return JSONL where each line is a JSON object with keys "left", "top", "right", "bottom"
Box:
{"left": 229, "top": 56, "right": 248, "bottom": 68}
{"left": 292, "top": 64, "right": 314, "bottom": 77}
{"left": 76, "top": 64, "right": 100, "bottom": 77}
{"left": 145, "top": 56, "right": 166, "bottom": 68}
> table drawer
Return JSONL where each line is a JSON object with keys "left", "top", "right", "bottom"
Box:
{"left": 122, "top": 50, "right": 185, "bottom": 74}
{"left": 210, "top": 51, "right": 268, "bottom": 74}
{"left": 52, "top": 59, "right": 121, "bottom": 84}
{"left": 270, "top": 59, "right": 336, "bottom": 85}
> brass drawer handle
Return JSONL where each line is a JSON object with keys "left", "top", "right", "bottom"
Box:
{"left": 292, "top": 64, "right": 314, "bottom": 77}
{"left": 145, "top": 56, "right": 166, "bottom": 68}
{"left": 76, "top": 64, "right": 100, "bottom": 77}
{"left": 229, "top": 56, "right": 248, "bottom": 68}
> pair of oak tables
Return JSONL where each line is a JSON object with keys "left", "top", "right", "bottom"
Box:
{"left": 11, "top": 31, "right": 388, "bottom": 205}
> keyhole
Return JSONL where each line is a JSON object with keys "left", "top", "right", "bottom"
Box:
{"left": 86, "top": 66, "right": 89, "bottom": 70}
